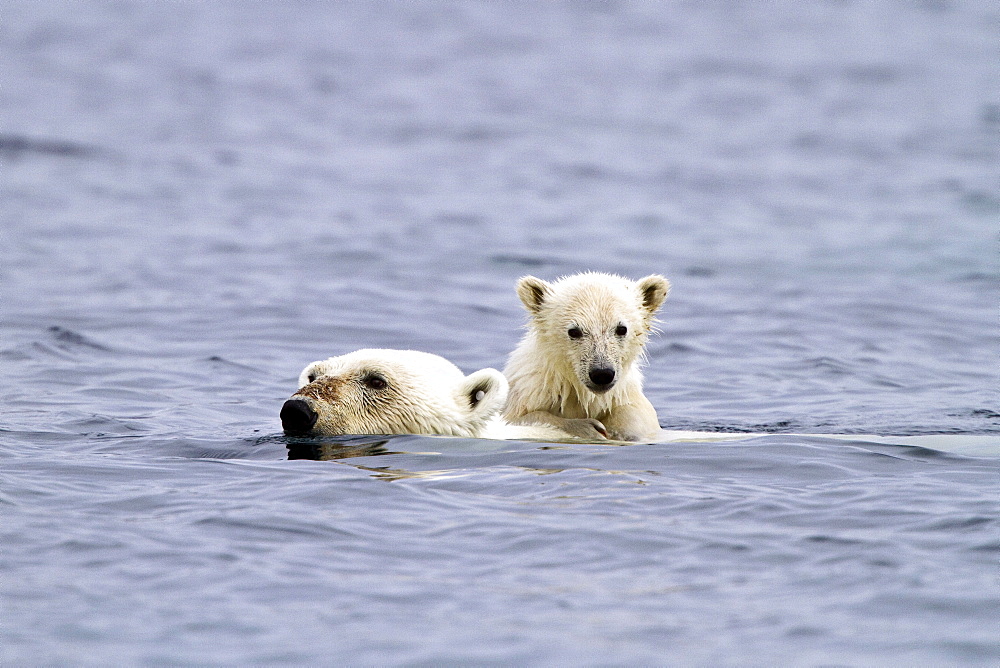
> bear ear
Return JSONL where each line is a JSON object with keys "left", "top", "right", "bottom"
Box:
{"left": 298, "top": 362, "right": 322, "bottom": 388}
{"left": 516, "top": 276, "right": 552, "bottom": 315}
{"left": 637, "top": 274, "right": 670, "bottom": 316}
{"left": 459, "top": 368, "right": 509, "bottom": 417}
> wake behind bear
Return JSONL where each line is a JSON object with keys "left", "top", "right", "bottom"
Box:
{"left": 281, "top": 272, "right": 668, "bottom": 442}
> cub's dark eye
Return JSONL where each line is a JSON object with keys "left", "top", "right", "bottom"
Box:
{"left": 567, "top": 327, "right": 583, "bottom": 339}
{"left": 362, "top": 373, "right": 387, "bottom": 390}
{"left": 615, "top": 324, "right": 628, "bottom": 336}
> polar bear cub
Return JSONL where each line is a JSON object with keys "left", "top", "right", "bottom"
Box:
{"left": 503, "top": 272, "right": 670, "bottom": 442}
{"left": 281, "top": 349, "right": 509, "bottom": 438}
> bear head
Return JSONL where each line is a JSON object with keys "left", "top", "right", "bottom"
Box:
{"left": 281, "top": 349, "right": 507, "bottom": 438}
{"left": 515, "top": 272, "right": 669, "bottom": 395}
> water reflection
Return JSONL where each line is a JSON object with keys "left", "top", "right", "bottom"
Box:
{"left": 348, "top": 464, "right": 468, "bottom": 482}
{"left": 285, "top": 434, "right": 396, "bottom": 461}
{"left": 285, "top": 434, "right": 493, "bottom": 481}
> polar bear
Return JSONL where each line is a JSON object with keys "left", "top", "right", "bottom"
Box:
{"left": 280, "top": 349, "right": 572, "bottom": 441}
{"left": 280, "top": 349, "right": 508, "bottom": 438}
{"left": 502, "top": 272, "right": 670, "bottom": 442}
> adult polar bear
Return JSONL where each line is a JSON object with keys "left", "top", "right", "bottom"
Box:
{"left": 280, "top": 349, "right": 571, "bottom": 441}
{"left": 503, "top": 272, "right": 670, "bottom": 442}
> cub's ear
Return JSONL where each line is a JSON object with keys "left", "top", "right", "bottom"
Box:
{"left": 516, "top": 276, "right": 552, "bottom": 315}
{"left": 637, "top": 275, "right": 670, "bottom": 316}
{"left": 459, "top": 368, "right": 509, "bottom": 417}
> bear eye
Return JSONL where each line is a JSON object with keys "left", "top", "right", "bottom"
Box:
{"left": 615, "top": 324, "right": 628, "bottom": 336}
{"left": 362, "top": 373, "right": 387, "bottom": 390}
{"left": 567, "top": 327, "right": 583, "bottom": 339}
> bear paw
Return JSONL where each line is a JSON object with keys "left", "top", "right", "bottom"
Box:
{"left": 560, "top": 417, "right": 609, "bottom": 440}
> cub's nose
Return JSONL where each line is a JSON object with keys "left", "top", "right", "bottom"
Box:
{"left": 588, "top": 367, "right": 616, "bottom": 388}
{"left": 281, "top": 399, "right": 318, "bottom": 435}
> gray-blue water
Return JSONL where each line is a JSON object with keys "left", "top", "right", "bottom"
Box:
{"left": 2, "top": 1, "right": 999, "bottom": 664}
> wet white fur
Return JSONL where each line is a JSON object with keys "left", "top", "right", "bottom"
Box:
{"left": 293, "top": 349, "right": 570, "bottom": 440}
{"left": 503, "top": 272, "right": 670, "bottom": 441}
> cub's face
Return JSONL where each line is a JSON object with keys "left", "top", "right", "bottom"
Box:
{"left": 281, "top": 349, "right": 506, "bottom": 438}
{"left": 517, "top": 273, "right": 669, "bottom": 394}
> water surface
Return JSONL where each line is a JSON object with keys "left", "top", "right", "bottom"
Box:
{"left": 1, "top": 1, "right": 998, "bottom": 664}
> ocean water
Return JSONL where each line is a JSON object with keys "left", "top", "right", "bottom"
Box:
{"left": 1, "top": 1, "right": 998, "bottom": 664}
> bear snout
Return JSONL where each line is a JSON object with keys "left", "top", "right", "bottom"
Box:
{"left": 587, "top": 366, "right": 617, "bottom": 392}
{"left": 281, "top": 398, "right": 318, "bottom": 435}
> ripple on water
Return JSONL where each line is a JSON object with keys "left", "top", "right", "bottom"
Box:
{"left": 1, "top": 0, "right": 999, "bottom": 664}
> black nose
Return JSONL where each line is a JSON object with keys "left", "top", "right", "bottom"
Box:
{"left": 588, "top": 367, "right": 616, "bottom": 387}
{"left": 281, "top": 399, "right": 318, "bottom": 434}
